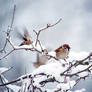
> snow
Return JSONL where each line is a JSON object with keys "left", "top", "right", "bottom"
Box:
{"left": 67, "top": 51, "right": 90, "bottom": 77}
{"left": 48, "top": 51, "right": 56, "bottom": 57}
{"left": 14, "top": 40, "right": 46, "bottom": 52}
{"left": 20, "top": 78, "right": 31, "bottom": 92}
{"left": 6, "top": 84, "right": 21, "bottom": 92}
{"left": 0, "top": 75, "right": 21, "bottom": 92}
{"left": 71, "top": 65, "right": 88, "bottom": 74}
{"left": 32, "top": 61, "right": 68, "bottom": 80}
{"left": 74, "top": 88, "right": 86, "bottom": 92}
{"left": 21, "top": 51, "right": 90, "bottom": 91}
{"left": 32, "top": 51, "right": 90, "bottom": 80}
{"left": 78, "top": 71, "right": 89, "bottom": 77}
{"left": 55, "top": 80, "right": 76, "bottom": 90}
{"left": 14, "top": 44, "right": 33, "bottom": 49}
{"left": 0, "top": 67, "right": 11, "bottom": 74}
{"left": 29, "top": 51, "right": 89, "bottom": 91}
{"left": 0, "top": 51, "right": 91, "bottom": 92}
{"left": 68, "top": 51, "right": 89, "bottom": 62}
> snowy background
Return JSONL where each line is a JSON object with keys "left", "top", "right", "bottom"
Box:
{"left": 0, "top": 0, "right": 92, "bottom": 91}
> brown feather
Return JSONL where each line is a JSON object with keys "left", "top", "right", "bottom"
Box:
{"left": 55, "top": 46, "right": 62, "bottom": 52}
{"left": 19, "top": 27, "right": 33, "bottom": 46}
{"left": 33, "top": 53, "right": 48, "bottom": 68}
{"left": 23, "top": 27, "right": 30, "bottom": 41}
{"left": 55, "top": 44, "right": 70, "bottom": 60}
{"left": 19, "top": 40, "right": 32, "bottom": 46}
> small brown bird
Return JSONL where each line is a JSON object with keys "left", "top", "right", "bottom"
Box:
{"left": 19, "top": 28, "right": 33, "bottom": 46}
{"left": 33, "top": 53, "right": 48, "bottom": 68}
{"left": 55, "top": 44, "right": 70, "bottom": 61}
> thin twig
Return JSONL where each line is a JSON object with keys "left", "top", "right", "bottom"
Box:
{"left": 0, "top": 5, "right": 16, "bottom": 53}
{"left": 10, "top": 5, "right": 16, "bottom": 29}
{"left": 0, "top": 75, "right": 10, "bottom": 92}
{"left": 0, "top": 49, "right": 15, "bottom": 60}
{"left": 34, "top": 18, "right": 62, "bottom": 46}
{"left": 0, "top": 41, "right": 7, "bottom": 53}
{"left": 0, "top": 72, "right": 57, "bottom": 86}
{"left": 60, "top": 52, "right": 92, "bottom": 76}
{"left": 64, "top": 64, "right": 92, "bottom": 77}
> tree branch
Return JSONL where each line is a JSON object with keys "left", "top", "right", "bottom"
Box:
{"left": 34, "top": 18, "right": 62, "bottom": 46}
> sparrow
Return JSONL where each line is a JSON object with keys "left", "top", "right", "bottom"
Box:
{"left": 33, "top": 53, "right": 48, "bottom": 68}
{"left": 19, "top": 28, "right": 33, "bottom": 46}
{"left": 55, "top": 44, "right": 70, "bottom": 61}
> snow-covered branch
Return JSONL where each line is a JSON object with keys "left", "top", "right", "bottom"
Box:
{"left": 0, "top": 4, "right": 92, "bottom": 92}
{"left": 0, "top": 13, "right": 61, "bottom": 60}
{"left": 0, "top": 52, "right": 92, "bottom": 92}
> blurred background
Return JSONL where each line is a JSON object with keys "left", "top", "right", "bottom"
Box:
{"left": 0, "top": 0, "right": 92, "bottom": 91}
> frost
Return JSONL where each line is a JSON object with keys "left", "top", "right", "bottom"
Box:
{"left": 0, "top": 75, "right": 21, "bottom": 92}
{"left": 48, "top": 51, "right": 56, "bottom": 57}
{"left": 32, "top": 61, "right": 68, "bottom": 80}
{"left": 74, "top": 88, "right": 86, "bottom": 92}
{"left": 14, "top": 40, "right": 46, "bottom": 52}
{"left": 20, "top": 78, "right": 31, "bottom": 92}
{"left": 19, "top": 51, "right": 90, "bottom": 91}
{"left": 55, "top": 80, "right": 76, "bottom": 91}
{"left": 15, "top": 44, "right": 33, "bottom": 49}
{"left": 68, "top": 51, "right": 88, "bottom": 62}
{"left": 0, "top": 51, "right": 91, "bottom": 92}
{"left": 0, "top": 67, "right": 11, "bottom": 74}
{"left": 33, "top": 40, "right": 46, "bottom": 51}
{"left": 71, "top": 65, "right": 88, "bottom": 75}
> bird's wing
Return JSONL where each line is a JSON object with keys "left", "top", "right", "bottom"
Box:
{"left": 23, "top": 27, "right": 30, "bottom": 41}
{"left": 15, "top": 27, "right": 25, "bottom": 40}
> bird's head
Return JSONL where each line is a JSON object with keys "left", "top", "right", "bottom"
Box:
{"left": 62, "top": 44, "right": 70, "bottom": 51}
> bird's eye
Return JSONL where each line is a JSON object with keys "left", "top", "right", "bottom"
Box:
{"left": 64, "top": 47, "right": 67, "bottom": 49}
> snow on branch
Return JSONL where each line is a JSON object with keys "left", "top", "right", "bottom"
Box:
{"left": 0, "top": 52, "right": 92, "bottom": 92}
{"left": 0, "top": 5, "right": 92, "bottom": 92}
{"left": 0, "top": 5, "right": 62, "bottom": 60}
{"left": 0, "top": 5, "right": 16, "bottom": 54}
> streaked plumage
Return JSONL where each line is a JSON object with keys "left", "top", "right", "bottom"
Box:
{"left": 55, "top": 44, "right": 70, "bottom": 61}
{"left": 19, "top": 27, "right": 32, "bottom": 46}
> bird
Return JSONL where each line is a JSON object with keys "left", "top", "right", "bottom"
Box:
{"left": 19, "top": 28, "right": 33, "bottom": 46}
{"left": 33, "top": 53, "right": 48, "bottom": 68}
{"left": 33, "top": 44, "right": 70, "bottom": 68}
{"left": 55, "top": 44, "right": 70, "bottom": 61}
